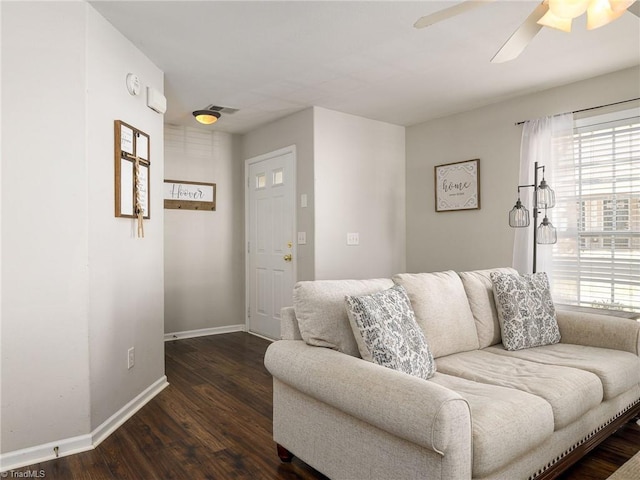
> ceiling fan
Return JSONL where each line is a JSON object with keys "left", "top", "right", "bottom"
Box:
{"left": 414, "top": 0, "right": 640, "bottom": 63}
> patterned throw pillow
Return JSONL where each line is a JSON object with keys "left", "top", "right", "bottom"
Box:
{"left": 344, "top": 285, "right": 436, "bottom": 380}
{"left": 490, "top": 272, "right": 561, "bottom": 351}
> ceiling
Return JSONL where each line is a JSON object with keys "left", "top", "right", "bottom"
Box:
{"left": 91, "top": 1, "right": 640, "bottom": 134}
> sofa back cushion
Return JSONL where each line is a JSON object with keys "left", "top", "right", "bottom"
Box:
{"left": 458, "top": 267, "right": 518, "bottom": 348}
{"left": 392, "top": 271, "right": 479, "bottom": 358}
{"left": 293, "top": 278, "right": 394, "bottom": 356}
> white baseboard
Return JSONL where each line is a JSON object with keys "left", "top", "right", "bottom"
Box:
{"left": 0, "top": 434, "right": 93, "bottom": 474}
{"left": 0, "top": 376, "right": 169, "bottom": 473}
{"left": 91, "top": 376, "right": 169, "bottom": 446}
{"left": 247, "top": 331, "right": 276, "bottom": 342}
{"left": 164, "top": 324, "right": 245, "bottom": 341}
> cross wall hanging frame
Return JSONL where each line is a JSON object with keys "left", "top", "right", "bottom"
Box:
{"left": 114, "top": 120, "right": 150, "bottom": 237}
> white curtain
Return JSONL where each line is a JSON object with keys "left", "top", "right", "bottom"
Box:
{"left": 513, "top": 113, "right": 574, "bottom": 274}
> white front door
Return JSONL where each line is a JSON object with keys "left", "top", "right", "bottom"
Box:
{"left": 245, "top": 147, "right": 296, "bottom": 339}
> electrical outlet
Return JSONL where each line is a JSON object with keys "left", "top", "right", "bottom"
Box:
{"left": 127, "top": 347, "right": 135, "bottom": 370}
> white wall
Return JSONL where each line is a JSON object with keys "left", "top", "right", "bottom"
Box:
{"left": 85, "top": 6, "right": 165, "bottom": 430}
{"left": 164, "top": 126, "right": 244, "bottom": 335}
{"left": 1, "top": 1, "right": 91, "bottom": 452}
{"left": 405, "top": 66, "right": 640, "bottom": 273}
{"left": 1, "top": 1, "right": 165, "bottom": 458}
{"left": 313, "top": 107, "right": 406, "bottom": 279}
{"left": 242, "top": 108, "right": 316, "bottom": 281}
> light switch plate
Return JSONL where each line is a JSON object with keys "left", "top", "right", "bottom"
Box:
{"left": 347, "top": 233, "right": 359, "bottom": 246}
{"left": 297, "top": 232, "right": 307, "bottom": 245}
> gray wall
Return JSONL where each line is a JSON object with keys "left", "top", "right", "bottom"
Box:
{"left": 164, "top": 126, "right": 245, "bottom": 335}
{"left": 405, "top": 66, "right": 640, "bottom": 273}
{"left": 241, "top": 106, "right": 406, "bottom": 282}
{"left": 314, "top": 107, "right": 406, "bottom": 279}
{"left": 242, "top": 108, "right": 316, "bottom": 281}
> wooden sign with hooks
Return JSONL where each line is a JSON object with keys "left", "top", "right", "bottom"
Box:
{"left": 163, "top": 179, "right": 216, "bottom": 211}
{"left": 114, "top": 120, "right": 150, "bottom": 236}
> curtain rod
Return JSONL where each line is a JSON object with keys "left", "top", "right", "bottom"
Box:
{"left": 514, "top": 98, "right": 640, "bottom": 126}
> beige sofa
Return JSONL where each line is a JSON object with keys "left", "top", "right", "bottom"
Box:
{"left": 264, "top": 268, "right": 640, "bottom": 480}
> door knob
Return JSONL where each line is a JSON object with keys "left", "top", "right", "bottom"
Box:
{"left": 283, "top": 254, "right": 292, "bottom": 262}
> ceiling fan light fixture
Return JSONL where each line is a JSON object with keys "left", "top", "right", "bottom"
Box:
{"left": 537, "top": 9, "right": 573, "bottom": 31}
{"left": 609, "top": 0, "right": 636, "bottom": 13}
{"left": 192, "top": 108, "right": 221, "bottom": 125}
{"left": 586, "top": 0, "right": 627, "bottom": 28}
{"left": 548, "top": 0, "right": 590, "bottom": 19}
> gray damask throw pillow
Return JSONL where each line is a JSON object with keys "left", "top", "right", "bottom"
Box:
{"left": 490, "top": 272, "right": 561, "bottom": 351}
{"left": 344, "top": 284, "right": 436, "bottom": 380}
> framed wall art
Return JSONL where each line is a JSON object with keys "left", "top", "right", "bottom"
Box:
{"left": 114, "top": 120, "right": 150, "bottom": 219}
{"left": 164, "top": 180, "right": 216, "bottom": 211}
{"left": 114, "top": 120, "right": 150, "bottom": 237}
{"left": 434, "top": 158, "right": 480, "bottom": 212}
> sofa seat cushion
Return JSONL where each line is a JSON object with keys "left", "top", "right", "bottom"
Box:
{"left": 392, "top": 271, "right": 479, "bottom": 358}
{"left": 293, "top": 278, "right": 394, "bottom": 357}
{"left": 431, "top": 373, "right": 554, "bottom": 478}
{"left": 485, "top": 343, "right": 640, "bottom": 400}
{"left": 436, "top": 350, "right": 603, "bottom": 429}
{"left": 458, "top": 267, "right": 518, "bottom": 348}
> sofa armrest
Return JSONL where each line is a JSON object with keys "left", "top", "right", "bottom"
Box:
{"left": 556, "top": 309, "right": 640, "bottom": 355}
{"left": 264, "top": 340, "right": 470, "bottom": 455}
{"left": 280, "top": 306, "right": 302, "bottom": 340}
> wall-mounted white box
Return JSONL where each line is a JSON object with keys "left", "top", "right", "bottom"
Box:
{"left": 347, "top": 233, "right": 359, "bottom": 246}
{"left": 147, "top": 86, "right": 167, "bottom": 114}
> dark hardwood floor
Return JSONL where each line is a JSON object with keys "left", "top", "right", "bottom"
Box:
{"left": 8, "top": 332, "right": 639, "bottom": 479}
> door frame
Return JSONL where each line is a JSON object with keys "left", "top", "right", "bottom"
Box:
{"left": 244, "top": 145, "right": 297, "bottom": 337}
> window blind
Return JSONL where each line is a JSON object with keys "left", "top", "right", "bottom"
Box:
{"left": 551, "top": 109, "right": 640, "bottom": 313}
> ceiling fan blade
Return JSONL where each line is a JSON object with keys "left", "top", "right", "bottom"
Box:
{"left": 628, "top": 1, "right": 640, "bottom": 17}
{"left": 414, "top": 0, "right": 496, "bottom": 29}
{"left": 491, "top": 2, "right": 549, "bottom": 63}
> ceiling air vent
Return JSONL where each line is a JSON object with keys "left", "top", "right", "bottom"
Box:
{"left": 208, "top": 105, "right": 239, "bottom": 115}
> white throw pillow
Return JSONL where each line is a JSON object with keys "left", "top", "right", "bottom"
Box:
{"left": 490, "top": 271, "right": 561, "bottom": 351}
{"left": 344, "top": 285, "right": 436, "bottom": 380}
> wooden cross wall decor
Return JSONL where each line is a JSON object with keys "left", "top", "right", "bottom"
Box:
{"left": 114, "top": 120, "right": 150, "bottom": 238}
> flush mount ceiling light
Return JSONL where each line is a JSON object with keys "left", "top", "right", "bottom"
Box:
{"left": 192, "top": 105, "right": 221, "bottom": 125}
